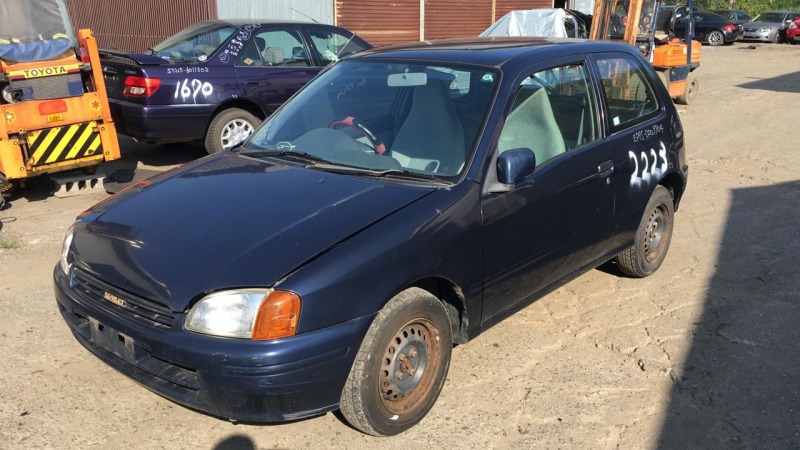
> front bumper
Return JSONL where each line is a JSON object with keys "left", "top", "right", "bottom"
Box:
{"left": 742, "top": 31, "right": 774, "bottom": 41}
{"left": 108, "top": 100, "right": 216, "bottom": 143}
{"left": 54, "top": 266, "right": 374, "bottom": 422}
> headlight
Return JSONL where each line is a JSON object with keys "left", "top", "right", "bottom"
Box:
{"left": 185, "top": 289, "right": 301, "bottom": 340}
{"left": 59, "top": 225, "right": 74, "bottom": 274}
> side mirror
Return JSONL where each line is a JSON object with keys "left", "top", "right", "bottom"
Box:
{"left": 497, "top": 148, "right": 536, "bottom": 185}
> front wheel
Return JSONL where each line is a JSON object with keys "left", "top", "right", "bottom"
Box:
{"left": 616, "top": 185, "right": 675, "bottom": 277}
{"left": 707, "top": 30, "right": 724, "bottom": 46}
{"left": 204, "top": 108, "right": 261, "bottom": 154}
{"left": 340, "top": 288, "right": 452, "bottom": 436}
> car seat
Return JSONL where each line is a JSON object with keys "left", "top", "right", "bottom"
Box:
{"left": 655, "top": 8, "right": 676, "bottom": 42}
{"left": 390, "top": 80, "right": 465, "bottom": 175}
{"left": 263, "top": 47, "right": 285, "bottom": 66}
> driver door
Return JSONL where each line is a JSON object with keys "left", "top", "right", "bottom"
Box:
{"left": 481, "top": 60, "right": 622, "bottom": 323}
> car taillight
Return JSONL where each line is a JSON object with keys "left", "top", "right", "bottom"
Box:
{"left": 123, "top": 76, "right": 161, "bottom": 97}
{"left": 723, "top": 24, "right": 736, "bottom": 32}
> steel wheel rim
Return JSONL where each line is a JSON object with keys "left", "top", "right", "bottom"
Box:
{"left": 643, "top": 203, "right": 669, "bottom": 262}
{"left": 379, "top": 319, "right": 440, "bottom": 414}
{"left": 220, "top": 119, "right": 253, "bottom": 149}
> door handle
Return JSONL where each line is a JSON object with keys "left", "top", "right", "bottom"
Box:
{"left": 597, "top": 160, "right": 614, "bottom": 178}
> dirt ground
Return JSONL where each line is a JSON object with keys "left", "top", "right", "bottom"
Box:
{"left": 1, "top": 43, "right": 799, "bottom": 450}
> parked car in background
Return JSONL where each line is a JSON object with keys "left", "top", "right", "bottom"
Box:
{"left": 56, "top": 37, "right": 688, "bottom": 436}
{"left": 786, "top": 15, "right": 800, "bottom": 43}
{"left": 673, "top": 11, "right": 740, "bottom": 46}
{"left": 742, "top": 11, "right": 800, "bottom": 43}
{"left": 712, "top": 9, "right": 751, "bottom": 24}
{"left": 101, "top": 20, "right": 370, "bottom": 153}
{"left": 710, "top": 9, "right": 749, "bottom": 39}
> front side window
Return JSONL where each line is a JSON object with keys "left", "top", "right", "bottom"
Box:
{"left": 497, "top": 63, "right": 598, "bottom": 169}
{"left": 308, "top": 29, "right": 370, "bottom": 66}
{"left": 595, "top": 55, "right": 660, "bottom": 132}
{"left": 236, "top": 29, "right": 309, "bottom": 67}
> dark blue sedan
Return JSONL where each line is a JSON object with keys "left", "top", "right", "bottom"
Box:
{"left": 100, "top": 20, "right": 370, "bottom": 153}
{"left": 56, "top": 37, "right": 688, "bottom": 436}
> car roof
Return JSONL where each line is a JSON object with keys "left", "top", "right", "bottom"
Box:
{"left": 204, "top": 19, "right": 344, "bottom": 27}
{"left": 352, "top": 37, "right": 639, "bottom": 68}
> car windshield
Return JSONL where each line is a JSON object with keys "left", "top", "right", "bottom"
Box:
{"left": 245, "top": 59, "right": 499, "bottom": 181}
{"left": 752, "top": 12, "right": 784, "bottom": 23}
{"left": 151, "top": 22, "right": 236, "bottom": 62}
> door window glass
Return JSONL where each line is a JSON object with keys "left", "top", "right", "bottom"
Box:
{"left": 595, "top": 55, "right": 660, "bottom": 132}
{"left": 497, "top": 63, "right": 598, "bottom": 169}
{"left": 236, "top": 29, "right": 309, "bottom": 67}
{"left": 308, "top": 29, "right": 369, "bottom": 66}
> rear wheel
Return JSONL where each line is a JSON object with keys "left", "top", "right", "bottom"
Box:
{"left": 706, "top": 30, "right": 724, "bottom": 46}
{"left": 675, "top": 72, "right": 699, "bottom": 105}
{"left": 204, "top": 108, "right": 260, "bottom": 154}
{"left": 340, "top": 288, "right": 452, "bottom": 436}
{"left": 616, "top": 185, "right": 675, "bottom": 277}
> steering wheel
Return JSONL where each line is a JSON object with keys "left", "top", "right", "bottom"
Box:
{"left": 329, "top": 116, "right": 386, "bottom": 155}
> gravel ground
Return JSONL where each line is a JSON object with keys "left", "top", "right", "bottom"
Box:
{"left": 1, "top": 43, "right": 799, "bottom": 449}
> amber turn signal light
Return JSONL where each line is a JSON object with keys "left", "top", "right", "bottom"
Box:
{"left": 252, "top": 290, "right": 301, "bottom": 340}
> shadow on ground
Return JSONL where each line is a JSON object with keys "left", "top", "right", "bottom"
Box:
{"left": 657, "top": 180, "right": 800, "bottom": 448}
{"left": 101, "top": 137, "right": 207, "bottom": 192}
{"left": 738, "top": 70, "right": 800, "bottom": 94}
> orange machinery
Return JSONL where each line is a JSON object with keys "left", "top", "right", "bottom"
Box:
{"left": 0, "top": 0, "right": 120, "bottom": 200}
{"left": 590, "top": 0, "right": 701, "bottom": 104}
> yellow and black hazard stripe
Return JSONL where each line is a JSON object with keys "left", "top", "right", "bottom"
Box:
{"left": 27, "top": 122, "right": 103, "bottom": 166}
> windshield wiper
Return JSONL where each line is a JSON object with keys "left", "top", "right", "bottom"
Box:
{"left": 309, "top": 163, "right": 446, "bottom": 182}
{"left": 238, "top": 149, "right": 330, "bottom": 164}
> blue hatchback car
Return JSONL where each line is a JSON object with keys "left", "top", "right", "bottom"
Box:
{"left": 56, "top": 37, "right": 688, "bottom": 436}
{"left": 100, "top": 20, "right": 370, "bottom": 153}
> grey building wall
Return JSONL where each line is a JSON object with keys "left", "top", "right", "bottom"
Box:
{"left": 216, "top": 0, "right": 334, "bottom": 24}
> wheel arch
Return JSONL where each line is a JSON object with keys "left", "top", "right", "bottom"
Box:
{"left": 408, "top": 277, "right": 469, "bottom": 345}
{"left": 659, "top": 171, "right": 685, "bottom": 211}
{"left": 206, "top": 98, "right": 267, "bottom": 131}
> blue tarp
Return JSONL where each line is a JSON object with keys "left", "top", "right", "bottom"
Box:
{"left": 0, "top": 39, "right": 72, "bottom": 63}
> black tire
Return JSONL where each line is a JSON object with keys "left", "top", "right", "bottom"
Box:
{"left": 204, "top": 108, "right": 260, "bottom": 154}
{"left": 340, "top": 287, "right": 452, "bottom": 436}
{"left": 675, "top": 72, "right": 699, "bottom": 105}
{"left": 772, "top": 31, "right": 781, "bottom": 44}
{"left": 616, "top": 185, "right": 675, "bottom": 278}
{"left": 706, "top": 30, "right": 724, "bottom": 46}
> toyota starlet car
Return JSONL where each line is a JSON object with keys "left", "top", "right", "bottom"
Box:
{"left": 55, "top": 37, "right": 688, "bottom": 436}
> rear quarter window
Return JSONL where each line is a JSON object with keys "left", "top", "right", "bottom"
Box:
{"left": 594, "top": 54, "right": 660, "bottom": 133}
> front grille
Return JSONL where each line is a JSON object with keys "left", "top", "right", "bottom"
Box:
{"left": 71, "top": 268, "right": 175, "bottom": 328}
{"left": 10, "top": 73, "right": 83, "bottom": 101}
{"left": 744, "top": 28, "right": 757, "bottom": 32}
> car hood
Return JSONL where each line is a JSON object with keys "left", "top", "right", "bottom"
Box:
{"left": 72, "top": 153, "right": 435, "bottom": 311}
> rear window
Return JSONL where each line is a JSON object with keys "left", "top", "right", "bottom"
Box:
{"left": 595, "top": 54, "right": 660, "bottom": 133}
